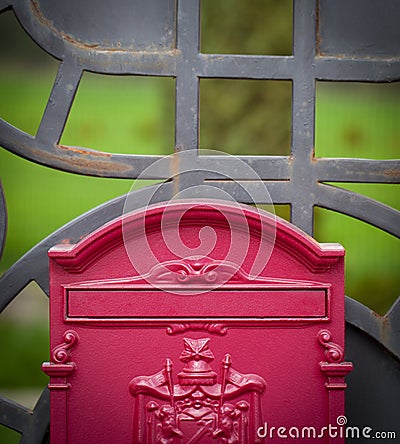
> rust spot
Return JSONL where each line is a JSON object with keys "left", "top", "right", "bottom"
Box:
{"left": 30, "top": 0, "right": 42, "bottom": 17}
{"left": 62, "top": 32, "right": 100, "bottom": 49}
{"left": 30, "top": 1, "right": 103, "bottom": 50}
{"left": 24, "top": 144, "right": 131, "bottom": 175}
{"left": 65, "top": 156, "right": 131, "bottom": 174}
{"left": 371, "top": 310, "right": 383, "bottom": 320}
{"left": 381, "top": 315, "right": 392, "bottom": 345}
{"left": 384, "top": 168, "right": 400, "bottom": 178}
{"left": 371, "top": 310, "right": 392, "bottom": 347}
{"left": 57, "top": 145, "right": 112, "bottom": 158}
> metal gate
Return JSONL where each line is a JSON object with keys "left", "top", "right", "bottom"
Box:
{"left": 1, "top": 0, "right": 399, "bottom": 442}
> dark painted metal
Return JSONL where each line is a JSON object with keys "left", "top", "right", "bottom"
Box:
{"left": 345, "top": 324, "right": 400, "bottom": 440}
{"left": 0, "top": 0, "right": 399, "bottom": 442}
{"left": 290, "top": 0, "right": 318, "bottom": 233}
{"left": 313, "top": 158, "right": 400, "bottom": 183}
{"left": 11, "top": 0, "right": 178, "bottom": 78}
{"left": 315, "top": 58, "right": 400, "bottom": 82}
{"left": 345, "top": 297, "right": 400, "bottom": 359}
{"left": 35, "top": 0, "right": 176, "bottom": 52}
{"left": 315, "top": 184, "right": 400, "bottom": 238}
{"left": 0, "top": 389, "right": 49, "bottom": 444}
{"left": 319, "top": 0, "right": 400, "bottom": 58}
{"left": 35, "top": 62, "right": 83, "bottom": 145}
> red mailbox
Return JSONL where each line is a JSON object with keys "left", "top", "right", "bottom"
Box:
{"left": 43, "top": 201, "right": 352, "bottom": 443}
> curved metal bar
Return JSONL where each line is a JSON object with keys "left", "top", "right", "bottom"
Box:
{"left": 0, "top": 1, "right": 12, "bottom": 12}
{"left": 345, "top": 296, "right": 400, "bottom": 360}
{"left": 0, "top": 119, "right": 166, "bottom": 178}
{"left": 0, "top": 181, "right": 6, "bottom": 258}
{"left": 315, "top": 183, "right": 400, "bottom": 237}
{"left": 314, "top": 158, "right": 400, "bottom": 183}
{"left": 1, "top": 124, "right": 293, "bottom": 179}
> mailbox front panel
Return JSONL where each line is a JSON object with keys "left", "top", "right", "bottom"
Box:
{"left": 44, "top": 202, "right": 351, "bottom": 443}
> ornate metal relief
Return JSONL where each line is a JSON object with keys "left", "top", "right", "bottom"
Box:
{"left": 129, "top": 337, "right": 266, "bottom": 443}
{"left": 42, "top": 330, "right": 79, "bottom": 389}
{"left": 317, "top": 329, "right": 353, "bottom": 392}
{"left": 51, "top": 330, "right": 80, "bottom": 364}
{"left": 149, "top": 258, "right": 243, "bottom": 285}
{"left": 166, "top": 323, "right": 228, "bottom": 336}
{"left": 317, "top": 329, "right": 344, "bottom": 363}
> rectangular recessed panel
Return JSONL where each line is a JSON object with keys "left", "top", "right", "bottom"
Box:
{"left": 67, "top": 289, "right": 327, "bottom": 320}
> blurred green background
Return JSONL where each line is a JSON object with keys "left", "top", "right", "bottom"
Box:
{"left": 0, "top": 1, "right": 399, "bottom": 441}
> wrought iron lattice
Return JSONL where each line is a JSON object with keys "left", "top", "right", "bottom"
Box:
{"left": 0, "top": 0, "right": 399, "bottom": 442}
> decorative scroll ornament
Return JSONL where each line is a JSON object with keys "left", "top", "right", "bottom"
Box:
{"left": 51, "top": 330, "right": 80, "bottom": 364}
{"left": 42, "top": 330, "right": 80, "bottom": 390}
{"left": 149, "top": 257, "right": 244, "bottom": 286}
{"left": 166, "top": 323, "right": 228, "bottom": 336}
{"left": 129, "top": 338, "right": 266, "bottom": 444}
{"left": 317, "top": 329, "right": 344, "bottom": 363}
{"left": 317, "top": 330, "right": 353, "bottom": 396}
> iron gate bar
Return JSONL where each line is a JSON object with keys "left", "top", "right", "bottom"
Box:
{"left": 315, "top": 58, "right": 400, "bottom": 82}
{"left": 346, "top": 297, "right": 400, "bottom": 358}
{"left": 198, "top": 54, "right": 295, "bottom": 79}
{"left": 0, "top": 389, "right": 49, "bottom": 444}
{"left": 313, "top": 159, "right": 400, "bottom": 183}
{"left": 35, "top": 62, "right": 83, "bottom": 146}
{"left": 315, "top": 184, "right": 400, "bottom": 237}
{"left": 290, "top": 0, "right": 317, "bottom": 232}
{"left": 175, "top": 0, "right": 200, "bottom": 153}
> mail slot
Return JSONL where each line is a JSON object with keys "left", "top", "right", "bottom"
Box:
{"left": 66, "top": 288, "right": 328, "bottom": 319}
{"left": 43, "top": 202, "right": 352, "bottom": 443}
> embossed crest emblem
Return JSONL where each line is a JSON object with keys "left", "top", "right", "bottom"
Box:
{"left": 129, "top": 338, "right": 266, "bottom": 443}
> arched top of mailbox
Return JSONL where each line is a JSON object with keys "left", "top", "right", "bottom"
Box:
{"left": 49, "top": 201, "right": 344, "bottom": 273}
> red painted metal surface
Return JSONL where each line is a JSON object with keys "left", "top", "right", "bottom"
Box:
{"left": 43, "top": 202, "right": 352, "bottom": 443}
